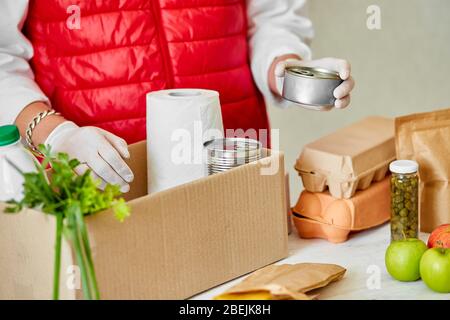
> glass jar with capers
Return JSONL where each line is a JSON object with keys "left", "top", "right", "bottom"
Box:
{"left": 389, "top": 160, "right": 419, "bottom": 241}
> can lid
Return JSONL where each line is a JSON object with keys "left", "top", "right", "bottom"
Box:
{"left": 0, "top": 125, "right": 20, "bottom": 146}
{"left": 205, "top": 138, "right": 261, "bottom": 153}
{"left": 389, "top": 160, "right": 419, "bottom": 174}
{"left": 286, "top": 66, "right": 340, "bottom": 80}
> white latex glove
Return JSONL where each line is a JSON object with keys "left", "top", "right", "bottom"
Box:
{"left": 45, "top": 121, "right": 134, "bottom": 193}
{"left": 275, "top": 57, "right": 355, "bottom": 109}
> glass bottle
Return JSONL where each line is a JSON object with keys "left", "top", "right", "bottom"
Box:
{"left": 389, "top": 160, "right": 419, "bottom": 241}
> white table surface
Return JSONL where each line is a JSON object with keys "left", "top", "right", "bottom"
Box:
{"left": 192, "top": 223, "right": 450, "bottom": 300}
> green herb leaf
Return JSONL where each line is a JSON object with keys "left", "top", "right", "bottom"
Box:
{"left": 112, "top": 198, "right": 130, "bottom": 223}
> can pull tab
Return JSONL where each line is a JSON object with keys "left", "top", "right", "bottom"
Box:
{"left": 298, "top": 70, "right": 314, "bottom": 77}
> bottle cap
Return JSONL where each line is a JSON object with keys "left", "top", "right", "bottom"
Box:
{"left": 389, "top": 160, "right": 419, "bottom": 174}
{"left": 0, "top": 125, "right": 20, "bottom": 146}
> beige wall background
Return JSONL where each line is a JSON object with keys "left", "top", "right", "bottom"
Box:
{"left": 268, "top": 0, "right": 450, "bottom": 203}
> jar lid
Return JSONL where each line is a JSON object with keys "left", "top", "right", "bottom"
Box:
{"left": 389, "top": 160, "right": 419, "bottom": 174}
{"left": 0, "top": 125, "right": 20, "bottom": 146}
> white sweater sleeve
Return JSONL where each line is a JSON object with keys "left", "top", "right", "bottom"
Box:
{"left": 0, "top": 0, "right": 49, "bottom": 126}
{"left": 247, "top": 0, "right": 314, "bottom": 108}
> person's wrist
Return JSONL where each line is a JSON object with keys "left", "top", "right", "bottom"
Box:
{"left": 15, "top": 101, "right": 66, "bottom": 146}
{"left": 268, "top": 54, "right": 302, "bottom": 95}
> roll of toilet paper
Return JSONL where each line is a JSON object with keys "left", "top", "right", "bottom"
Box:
{"left": 146, "top": 89, "right": 224, "bottom": 194}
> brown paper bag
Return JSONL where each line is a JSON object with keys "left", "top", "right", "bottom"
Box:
{"left": 395, "top": 108, "right": 450, "bottom": 232}
{"left": 214, "top": 263, "right": 346, "bottom": 300}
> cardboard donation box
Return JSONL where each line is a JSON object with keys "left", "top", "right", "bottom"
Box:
{"left": 0, "top": 141, "right": 288, "bottom": 299}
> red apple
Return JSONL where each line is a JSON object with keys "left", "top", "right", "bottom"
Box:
{"left": 427, "top": 224, "right": 450, "bottom": 248}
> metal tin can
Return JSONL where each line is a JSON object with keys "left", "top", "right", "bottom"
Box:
{"left": 205, "top": 138, "right": 262, "bottom": 175}
{"left": 282, "top": 66, "right": 343, "bottom": 111}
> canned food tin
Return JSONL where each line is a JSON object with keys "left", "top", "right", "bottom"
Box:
{"left": 282, "top": 66, "right": 343, "bottom": 111}
{"left": 205, "top": 138, "right": 262, "bottom": 175}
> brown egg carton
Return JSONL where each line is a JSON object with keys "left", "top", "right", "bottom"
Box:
{"left": 297, "top": 161, "right": 391, "bottom": 199}
{"left": 295, "top": 116, "right": 395, "bottom": 199}
{"left": 292, "top": 216, "right": 352, "bottom": 244}
{"left": 292, "top": 176, "right": 391, "bottom": 243}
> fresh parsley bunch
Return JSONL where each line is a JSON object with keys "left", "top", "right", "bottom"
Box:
{"left": 5, "top": 145, "right": 130, "bottom": 300}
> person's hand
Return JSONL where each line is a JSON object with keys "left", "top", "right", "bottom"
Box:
{"left": 45, "top": 121, "right": 134, "bottom": 192}
{"left": 271, "top": 57, "right": 355, "bottom": 109}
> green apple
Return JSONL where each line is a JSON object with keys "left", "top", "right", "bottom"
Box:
{"left": 420, "top": 248, "right": 450, "bottom": 293}
{"left": 385, "top": 238, "right": 428, "bottom": 281}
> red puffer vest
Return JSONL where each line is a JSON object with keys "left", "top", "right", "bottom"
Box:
{"left": 24, "top": 0, "right": 269, "bottom": 145}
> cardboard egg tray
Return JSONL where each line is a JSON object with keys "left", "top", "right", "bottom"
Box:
{"left": 292, "top": 176, "right": 391, "bottom": 243}
{"left": 295, "top": 116, "right": 395, "bottom": 199}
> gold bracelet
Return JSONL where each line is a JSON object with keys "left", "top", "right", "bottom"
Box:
{"left": 25, "top": 109, "right": 61, "bottom": 154}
